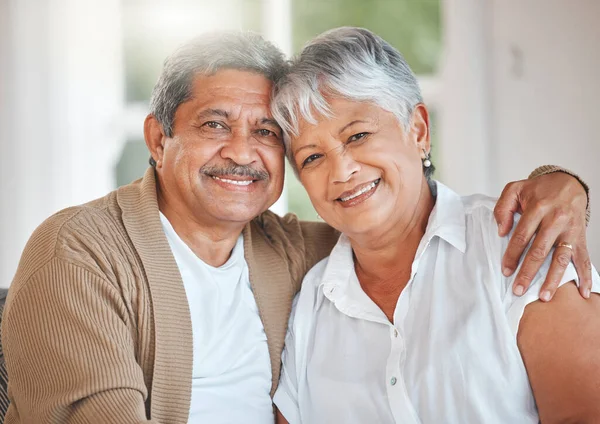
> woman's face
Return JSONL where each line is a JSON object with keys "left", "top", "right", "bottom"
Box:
{"left": 291, "top": 96, "right": 430, "bottom": 239}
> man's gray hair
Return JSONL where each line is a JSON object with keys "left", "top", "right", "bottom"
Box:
{"left": 271, "top": 27, "right": 434, "bottom": 178}
{"left": 150, "top": 31, "right": 288, "bottom": 138}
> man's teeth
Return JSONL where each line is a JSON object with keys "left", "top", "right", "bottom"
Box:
{"left": 340, "top": 180, "right": 378, "bottom": 202}
{"left": 212, "top": 176, "right": 253, "bottom": 186}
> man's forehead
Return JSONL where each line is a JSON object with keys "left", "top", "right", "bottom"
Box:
{"left": 190, "top": 69, "right": 273, "bottom": 99}
{"left": 190, "top": 73, "right": 273, "bottom": 113}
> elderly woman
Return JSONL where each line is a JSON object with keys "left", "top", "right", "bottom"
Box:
{"left": 271, "top": 27, "right": 600, "bottom": 424}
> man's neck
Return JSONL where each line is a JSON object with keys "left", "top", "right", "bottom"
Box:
{"left": 158, "top": 199, "right": 246, "bottom": 268}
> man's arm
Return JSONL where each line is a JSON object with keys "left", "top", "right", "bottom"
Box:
{"left": 495, "top": 168, "right": 591, "bottom": 300}
{"left": 2, "top": 258, "right": 155, "bottom": 423}
{"left": 294, "top": 166, "right": 591, "bottom": 300}
{"left": 517, "top": 283, "right": 600, "bottom": 423}
{"left": 529, "top": 165, "right": 591, "bottom": 224}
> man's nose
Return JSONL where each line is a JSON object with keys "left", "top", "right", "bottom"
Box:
{"left": 219, "top": 131, "right": 259, "bottom": 165}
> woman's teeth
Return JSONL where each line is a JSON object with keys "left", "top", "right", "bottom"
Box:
{"left": 340, "top": 179, "right": 379, "bottom": 202}
{"left": 212, "top": 176, "right": 253, "bottom": 186}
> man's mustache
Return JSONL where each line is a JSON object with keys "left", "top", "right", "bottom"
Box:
{"left": 201, "top": 163, "right": 269, "bottom": 181}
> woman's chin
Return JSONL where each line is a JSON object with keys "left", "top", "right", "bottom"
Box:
{"left": 333, "top": 208, "right": 392, "bottom": 239}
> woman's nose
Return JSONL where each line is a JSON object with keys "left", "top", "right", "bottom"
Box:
{"left": 329, "top": 147, "right": 361, "bottom": 184}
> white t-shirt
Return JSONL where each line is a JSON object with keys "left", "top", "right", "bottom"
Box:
{"left": 160, "top": 213, "right": 274, "bottom": 424}
{"left": 274, "top": 182, "right": 600, "bottom": 424}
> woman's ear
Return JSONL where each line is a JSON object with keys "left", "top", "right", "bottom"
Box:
{"left": 144, "top": 114, "right": 166, "bottom": 168}
{"left": 410, "top": 104, "right": 431, "bottom": 153}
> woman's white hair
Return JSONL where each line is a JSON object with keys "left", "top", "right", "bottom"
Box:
{"left": 271, "top": 27, "right": 430, "bottom": 176}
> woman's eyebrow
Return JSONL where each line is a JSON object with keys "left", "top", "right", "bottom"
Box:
{"left": 338, "top": 119, "right": 369, "bottom": 135}
{"left": 293, "top": 144, "right": 318, "bottom": 158}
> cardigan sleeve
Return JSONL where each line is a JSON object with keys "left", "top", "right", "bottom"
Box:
{"left": 2, "top": 258, "right": 157, "bottom": 424}
{"left": 529, "top": 164, "right": 591, "bottom": 225}
{"left": 298, "top": 221, "right": 340, "bottom": 282}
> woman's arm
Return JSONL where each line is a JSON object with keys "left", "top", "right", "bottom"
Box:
{"left": 276, "top": 409, "right": 291, "bottom": 424}
{"left": 517, "top": 283, "right": 600, "bottom": 422}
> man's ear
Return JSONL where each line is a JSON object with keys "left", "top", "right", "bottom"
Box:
{"left": 410, "top": 104, "right": 431, "bottom": 153}
{"left": 144, "top": 114, "right": 166, "bottom": 168}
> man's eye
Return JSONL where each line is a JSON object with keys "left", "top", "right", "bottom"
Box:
{"left": 301, "top": 154, "right": 322, "bottom": 168}
{"left": 348, "top": 132, "right": 369, "bottom": 143}
{"left": 204, "top": 121, "right": 225, "bottom": 129}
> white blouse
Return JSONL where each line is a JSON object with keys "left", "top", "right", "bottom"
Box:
{"left": 274, "top": 182, "right": 600, "bottom": 424}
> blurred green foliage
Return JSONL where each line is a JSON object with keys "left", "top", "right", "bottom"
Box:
{"left": 115, "top": 140, "right": 149, "bottom": 187}
{"left": 292, "top": 0, "right": 441, "bottom": 73}
{"left": 285, "top": 163, "right": 319, "bottom": 221}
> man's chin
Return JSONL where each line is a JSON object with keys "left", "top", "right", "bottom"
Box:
{"left": 207, "top": 203, "right": 270, "bottom": 225}
{"left": 196, "top": 183, "right": 281, "bottom": 224}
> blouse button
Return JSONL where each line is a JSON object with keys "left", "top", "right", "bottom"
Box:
{"left": 390, "top": 377, "right": 397, "bottom": 386}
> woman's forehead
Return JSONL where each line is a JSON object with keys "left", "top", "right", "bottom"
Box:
{"left": 296, "top": 100, "right": 387, "bottom": 134}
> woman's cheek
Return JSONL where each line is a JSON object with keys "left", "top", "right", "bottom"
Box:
{"left": 302, "top": 175, "right": 329, "bottom": 215}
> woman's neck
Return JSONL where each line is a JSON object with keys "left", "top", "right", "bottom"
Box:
{"left": 351, "top": 179, "right": 435, "bottom": 321}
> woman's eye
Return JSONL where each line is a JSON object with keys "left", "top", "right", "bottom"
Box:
{"left": 204, "top": 121, "right": 225, "bottom": 129}
{"left": 257, "top": 129, "right": 277, "bottom": 137}
{"left": 301, "top": 154, "right": 322, "bottom": 168}
{"left": 348, "top": 132, "right": 369, "bottom": 143}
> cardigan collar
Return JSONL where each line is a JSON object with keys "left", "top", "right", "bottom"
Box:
{"left": 117, "top": 168, "right": 293, "bottom": 420}
{"left": 117, "top": 167, "right": 193, "bottom": 423}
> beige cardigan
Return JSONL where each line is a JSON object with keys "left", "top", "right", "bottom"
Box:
{"left": 2, "top": 168, "right": 338, "bottom": 423}
{"left": 1, "top": 165, "right": 588, "bottom": 423}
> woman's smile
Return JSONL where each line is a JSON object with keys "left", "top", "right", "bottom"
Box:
{"left": 335, "top": 178, "right": 381, "bottom": 208}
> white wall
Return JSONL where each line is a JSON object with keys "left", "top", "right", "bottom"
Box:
{"left": 0, "top": 0, "right": 125, "bottom": 288}
{"left": 441, "top": 0, "right": 600, "bottom": 263}
{"left": 439, "top": 0, "right": 493, "bottom": 195}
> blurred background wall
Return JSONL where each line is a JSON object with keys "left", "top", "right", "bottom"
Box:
{"left": 0, "top": 0, "right": 598, "bottom": 288}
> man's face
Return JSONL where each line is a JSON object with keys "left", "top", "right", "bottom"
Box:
{"left": 155, "top": 69, "right": 285, "bottom": 226}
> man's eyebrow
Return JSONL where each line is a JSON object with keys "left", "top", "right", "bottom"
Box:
{"left": 196, "top": 108, "right": 230, "bottom": 120}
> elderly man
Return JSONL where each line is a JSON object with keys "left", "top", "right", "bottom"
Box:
{"left": 2, "top": 32, "right": 592, "bottom": 424}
